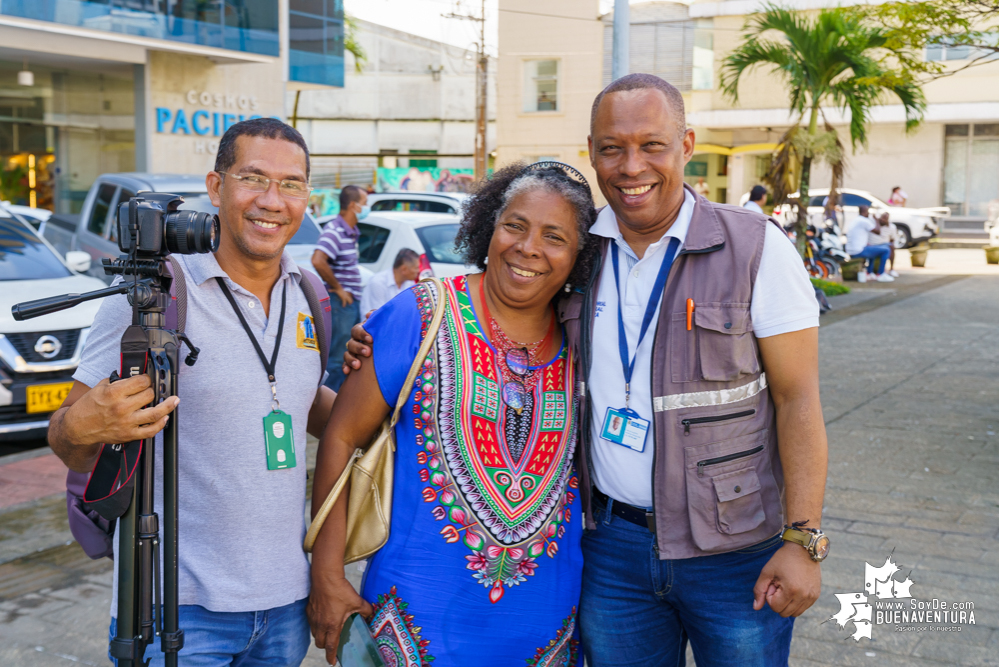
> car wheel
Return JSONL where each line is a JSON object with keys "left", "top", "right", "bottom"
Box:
{"left": 894, "top": 224, "right": 911, "bottom": 249}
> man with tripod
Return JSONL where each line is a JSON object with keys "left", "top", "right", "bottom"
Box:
{"left": 47, "top": 118, "right": 335, "bottom": 666}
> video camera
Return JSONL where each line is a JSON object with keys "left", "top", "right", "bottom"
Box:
{"left": 116, "top": 192, "right": 218, "bottom": 258}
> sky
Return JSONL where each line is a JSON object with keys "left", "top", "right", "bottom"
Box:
{"left": 344, "top": 0, "right": 694, "bottom": 56}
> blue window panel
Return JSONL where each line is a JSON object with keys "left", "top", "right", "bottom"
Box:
{"left": 0, "top": 0, "right": 279, "bottom": 57}
{"left": 289, "top": 49, "right": 344, "bottom": 87}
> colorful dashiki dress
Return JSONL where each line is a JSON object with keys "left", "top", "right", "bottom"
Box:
{"left": 358, "top": 275, "right": 583, "bottom": 667}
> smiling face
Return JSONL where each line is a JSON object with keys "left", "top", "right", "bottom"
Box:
{"left": 206, "top": 135, "right": 308, "bottom": 261}
{"left": 484, "top": 187, "right": 580, "bottom": 312}
{"left": 588, "top": 88, "right": 695, "bottom": 238}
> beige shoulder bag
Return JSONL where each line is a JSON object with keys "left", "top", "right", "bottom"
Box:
{"left": 304, "top": 277, "right": 445, "bottom": 563}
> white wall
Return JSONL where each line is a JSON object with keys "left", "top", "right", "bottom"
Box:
{"left": 810, "top": 123, "right": 945, "bottom": 209}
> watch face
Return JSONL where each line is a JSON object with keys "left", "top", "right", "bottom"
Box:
{"left": 813, "top": 535, "right": 831, "bottom": 561}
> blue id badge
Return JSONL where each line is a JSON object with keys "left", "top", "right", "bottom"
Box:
{"left": 600, "top": 407, "right": 650, "bottom": 453}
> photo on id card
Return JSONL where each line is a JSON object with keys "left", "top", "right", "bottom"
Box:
{"left": 601, "top": 407, "right": 649, "bottom": 452}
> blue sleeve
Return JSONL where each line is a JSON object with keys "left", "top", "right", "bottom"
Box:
{"left": 366, "top": 287, "right": 423, "bottom": 407}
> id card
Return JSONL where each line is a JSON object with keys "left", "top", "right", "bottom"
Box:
{"left": 600, "top": 407, "right": 650, "bottom": 453}
{"left": 263, "top": 410, "right": 297, "bottom": 470}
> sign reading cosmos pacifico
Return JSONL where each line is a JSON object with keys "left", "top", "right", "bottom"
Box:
{"left": 155, "top": 90, "right": 280, "bottom": 154}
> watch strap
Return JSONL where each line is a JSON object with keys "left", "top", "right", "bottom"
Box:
{"left": 781, "top": 526, "right": 811, "bottom": 550}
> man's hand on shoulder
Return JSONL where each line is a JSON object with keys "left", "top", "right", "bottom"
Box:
{"left": 341, "top": 322, "right": 373, "bottom": 376}
{"left": 50, "top": 376, "right": 179, "bottom": 472}
{"left": 753, "top": 542, "right": 822, "bottom": 617}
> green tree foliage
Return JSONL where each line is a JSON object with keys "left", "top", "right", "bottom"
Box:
{"left": 721, "top": 5, "right": 926, "bottom": 254}
{"left": 847, "top": 1, "right": 999, "bottom": 80}
{"left": 345, "top": 14, "right": 367, "bottom": 73}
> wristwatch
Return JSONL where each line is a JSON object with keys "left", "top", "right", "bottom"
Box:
{"left": 781, "top": 524, "right": 830, "bottom": 562}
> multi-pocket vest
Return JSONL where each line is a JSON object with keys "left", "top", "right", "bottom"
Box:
{"left": 561, "top": 190, "right": 785, "bottom": 559}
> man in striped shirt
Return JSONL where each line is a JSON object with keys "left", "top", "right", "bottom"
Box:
{"left": 311, "top": 184, "right": 368, "bottom": 390}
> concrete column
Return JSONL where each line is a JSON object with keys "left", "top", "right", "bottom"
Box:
{"left": 133, "top": 56, "right": 152, "bottom": 172}
{"left": 728, "top": 154, "right": 744, "bottom": 205}
{"left": 612, "top": 0, "right": 629, "bottom": 81}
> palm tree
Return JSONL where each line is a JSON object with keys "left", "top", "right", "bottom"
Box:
{"left": 721, "top": 5, "right": 926, "bottom": 252}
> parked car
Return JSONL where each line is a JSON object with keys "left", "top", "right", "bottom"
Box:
{"left": 0, "top": 201, "right": 52, "bottom": 232}
{"left": 42, "top": 173, "right": 324, "bottom": 281}
{"left": 0, "top": 218, "right": 107, "bottom": 440}
{"left": 770, "top": 188, "right": 948, "bottom": 248}
{"left": 352, "top": 211, "right": 474, "bottom": 280}
{"left": 367, "top": 191, "right": 469, "bottom": 215}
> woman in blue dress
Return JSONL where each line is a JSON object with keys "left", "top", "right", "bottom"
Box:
{"left": 308, "top": 163, "right": 597, "bottom": 666}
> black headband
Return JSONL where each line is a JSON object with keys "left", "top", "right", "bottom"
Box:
{"left": 520, "top": 161, "right": 592, "bottom": 198}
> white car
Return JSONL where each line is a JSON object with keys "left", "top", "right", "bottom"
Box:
{"left": 0, "top": 218, "right": 106, "bottom": 440}
{"left": 367, "top": 191, "right": 469, "bottom": 215}
{"left": 354, "top": 211, "right": 474, "bottom": 281}
{"left": 772, "top": 188, "right": 947, "bottom": 248}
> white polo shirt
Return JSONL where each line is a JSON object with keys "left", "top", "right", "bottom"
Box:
{"left": 588, "top": 191, "right": 819, "bottom": 507}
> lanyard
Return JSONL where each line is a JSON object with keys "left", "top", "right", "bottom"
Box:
{"left": 611, "top": 236, "right": 681, "bottom": 408}
{"left": 216, "top": 277, "right": 288, "bottom": 409}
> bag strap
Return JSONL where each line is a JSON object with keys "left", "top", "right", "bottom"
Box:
{"left": 303, "top": 277, "right": 446, "bottom": 553}
{"left": 165, "top": 255, "right": 187, "bottom": 334}
{"left": 299, "top": 270, "right": 332, "bottom": 385}
{"left": 387, "top": 277, "right": 445, "bottom": 434}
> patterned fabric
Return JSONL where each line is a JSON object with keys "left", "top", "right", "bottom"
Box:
{"left": 360, "top": 276, "right": 583, "bottom": 667}
{"left": 316, "top": 215, "right": 362, "bottom": 297}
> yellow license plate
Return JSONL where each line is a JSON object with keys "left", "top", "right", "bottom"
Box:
{"left": 26, "top": 382, "right": 74, "bottom": 414}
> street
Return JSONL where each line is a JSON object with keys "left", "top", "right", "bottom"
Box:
{"left": 1, "top": 249, "right": 997, "bottom": 666}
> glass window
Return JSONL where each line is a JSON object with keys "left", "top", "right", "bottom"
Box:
{"left": 87, "top": 184, "right": 117, "bottom": 236}
{"left": 290, "top": 213, "right": 322, "bottom": 245}
{"left": 974, "top": 123, "right": 999, "bottom": 136}
{"left": 810, "top": 196, "right": 826, "bottom": 207}
{"left": 415, "top": 223, "right": 462, "bottom": 264}
{"left": 692, "top": 29, "right": 714, "bottom": 90}
{"left": 0, "top": 218, "right": 71, "bottom": 280}
{"left": 944, "top": 135, "right": 969, "bottom": 215}
{"left": 946, "top": 124, "right": 970, "bottom": 137}
{"left": 371, "top": 200, "right": 455, "bottom": 214}
{"left": 357, "top": 223, "right": 390, "bottom": 263}
{"left": 523, "top": 60, "right": 559, "bottom": 112}
{"left": 840, "top": 193, "right": 872, "bottom": 208}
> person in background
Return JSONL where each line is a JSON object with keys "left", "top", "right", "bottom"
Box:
{"left": 744, "top": 184, "right": 767, "bottom": 214}
{"left": 888, "top": 186, "right": 907, "bottom": 207}
{"left": 359, "top": 248, "right": 420, "bottom": 315}
{"left": 846, "top": 205, "right": 893, "bottom": 283}
{"left": 693, "top": 176, "right": 710, "bottom": 199}
{"left": 312, "top": 184, "right": 368, "bottom": 390}
{"left": 870, "top": 211, "right": 900, "bottom": 277}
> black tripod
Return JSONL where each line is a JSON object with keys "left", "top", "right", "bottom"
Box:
{"left": 14, "top": 260, "right": 197, "bottom": 667}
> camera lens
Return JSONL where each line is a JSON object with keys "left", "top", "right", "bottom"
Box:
{"left": 164, "top": 211, "right": 221, "bottom": 255}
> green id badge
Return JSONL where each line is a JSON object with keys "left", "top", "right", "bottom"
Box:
{"left": 263, "top": 410, "right": 297, "bottom": 470}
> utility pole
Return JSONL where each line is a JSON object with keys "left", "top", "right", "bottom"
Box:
{"left": 444, "top": 1, "right": 488, "bottom": 180}
{"left": 612, "top": 0, "right": 629, "bottom": 81}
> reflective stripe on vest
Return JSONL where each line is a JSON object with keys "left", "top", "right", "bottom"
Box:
{"left": 653, "top": 373, "right": 768, "bottom": 412}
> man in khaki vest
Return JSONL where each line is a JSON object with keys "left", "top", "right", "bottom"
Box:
{"left": 567, "top": 73, "right": 827, "bottom": 666}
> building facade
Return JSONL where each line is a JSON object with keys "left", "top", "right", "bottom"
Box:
{"left": 495, "top": 0, "right": 604, "bottom": 202}
{"left": 288, "top": 18, "right": 496, "bottom": 190}
{"left": 0, "top": 0, "right": 344, "bottom": 214}
{"left": 496, "top": 0, "right": 999, "bottom": 219}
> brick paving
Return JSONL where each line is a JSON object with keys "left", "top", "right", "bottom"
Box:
{"left": 0, "top": 257, "right": 997, "bottom": 666}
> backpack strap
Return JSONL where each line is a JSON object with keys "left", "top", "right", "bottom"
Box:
{"left": 165, "top": 256, "right": 187, "bottom": 335}
{"left": 299, "top": 269, "right": 332, "bottom": 385}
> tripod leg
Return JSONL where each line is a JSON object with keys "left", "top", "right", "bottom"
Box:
{"left": 160, "top": 347, "right": 183, "bottom": 666}
{"left": 112, "top": 464, "right": 141, "bottom": 667}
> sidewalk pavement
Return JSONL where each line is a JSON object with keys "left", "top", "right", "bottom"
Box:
{"left": 1, "top": 249, "right": 997, "bottom": 666}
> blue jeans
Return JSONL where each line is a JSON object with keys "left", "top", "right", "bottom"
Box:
{"left": 325, "top": 290, "right": 360, "bottom": 391}
{"left": 579, "top": 498, "right": 793, "bottom": 667}
{"left": 108, "top": 598, "right": 309, "bottom": 666}
{"left": 852, "top": 244, "right": 891, "bottom": 274}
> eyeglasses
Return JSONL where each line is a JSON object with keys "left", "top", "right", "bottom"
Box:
{"left": 220, "top": 172, "right": 312, "bottom": 200}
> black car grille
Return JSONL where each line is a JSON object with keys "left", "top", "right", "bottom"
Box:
{"left": 5, "top": 329, "right": 81, "bottom": 363}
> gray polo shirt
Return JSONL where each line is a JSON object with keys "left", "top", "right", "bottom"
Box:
{"left": 74, "top": 251, "right": 323, "bottom": 614}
